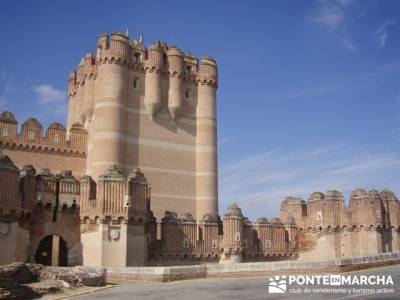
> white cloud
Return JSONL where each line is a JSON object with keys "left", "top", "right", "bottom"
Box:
{"left": 219, "top": 145, "right": 400, "bottom": 221}
{"left": 314, "top": 4, "right": 345, "bottom": 29}
{"left": 343, "top": 38, "right": 357, "bottom": 52}
{"left": 312, "top": 1, "right": 360, "bottom": 52}
{"left": 376, "top": 20, "right": 397, "bottom": 48}
{"left": 336, "top": 0, "right": 356, "bottom": 6}
{"left": 33, "top": 84, "right": 66, "bottom": 104}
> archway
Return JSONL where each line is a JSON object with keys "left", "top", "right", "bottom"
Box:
{"left": 35, "top": 235, "right": 68, "bottom": 266}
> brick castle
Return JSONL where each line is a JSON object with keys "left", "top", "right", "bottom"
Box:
{"left": 0, "top": 32, "right": 398, "bottom": 267}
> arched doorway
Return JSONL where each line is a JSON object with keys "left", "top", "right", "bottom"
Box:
{"left": 35, "top": 235, "right": 68, "bottom": 266}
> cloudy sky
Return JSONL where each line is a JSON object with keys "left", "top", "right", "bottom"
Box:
{"left": 0, "top": 0, "right": 399, "bottom": 220}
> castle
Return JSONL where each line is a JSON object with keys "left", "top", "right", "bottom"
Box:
{"left": 0, "top": 32, "right": 398, "bottom": 268}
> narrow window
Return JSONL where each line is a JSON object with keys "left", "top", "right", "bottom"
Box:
{"left": 185, "top": 89, "right": 191, "bottom": 99}
{"left": 234, "top": 232, "right": 241, "bottom": 242}
{"left": 54, "top": 134, "right": 59, "bottom": 144}
{"left": 185, "top": 65, "right": 192, "bottom": 75}
{"left": 133, "top": 78, "right": 138, "bottom": 88}
{"left": 134, "top": 53, "right": 141, "bottom": 63}
{"left": 2, "top": 128, "right": 9, "bottom": 137}
{"left": 28, "top": 131, "right": 35, "bottom": 141}
{"left": 183, "top": 237, "right": 190, "bottom": 248}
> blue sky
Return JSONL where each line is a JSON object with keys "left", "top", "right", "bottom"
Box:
{"left": 0, "top": 0, "right": 399, "bottom": 220}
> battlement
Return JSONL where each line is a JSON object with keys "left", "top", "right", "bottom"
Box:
{"left": 68, "top": 32, "right": 218, "bottom": 98}
{"left": 280, "top": 188, "right": 400, "bottom": 231}
{"left": 80, "top": 165, "right": 151, "bottom": 224}
{"left": 0, "top": 111, "right": 87, "bottom": 156}
{"left": 0, "top": 155, "right": 80, "bottom": 222}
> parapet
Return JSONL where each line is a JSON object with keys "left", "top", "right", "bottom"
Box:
{"left": 181, "top": 212, "right": 196, "bottom": 223}
{"left": 224, "top": 203, "right": 243, "bottom": 218}
{"left": 161, "top": 211, "right": 179, "bottom": 223}
{"left": 350, "top": 188, "right": 368, "bottom": 200}
{"left": 0, "top": 111, "right": 17, "bottom": 124}
{"left": 283, "top": 196, "right": 305, "bottom": 205}
{"left": 0, "top": 154, "right": 19, "bottom": 172}
{"left": 200, "top": 213, "right": 219, "bottom": 224}
{"left": 127, "top": 167, "right": 147, "bottom": 184}
{"left": 282, "top": 188, "right": 399, "bottom": 231}
{"left": 325, "top": 190, "right": 344, "bottom": 200}
{"left": 255, "top": 217, "right": 270, "bottom": 224}
{"left": 98, "top": 165, "right": 125, "bottom": 181}
{"left": 80, "top": 165, "right": 151, "bottom": 223}
{"left": 0, "top": 111, "right": 88, "bottom": 156}
{"left": 20, "top": 164, "right": 36, "bottom": 177}
{"left": 380, "top": 189, "right": 398, "bottom": 201}
{"left": 69, "top": 32, "right": 218, "bottom": 92}
{"left": 308, "top": 192, "right": 325, "bottom": 202}
{"left": 0, "top": 156, "right": 81, "bottom": 219}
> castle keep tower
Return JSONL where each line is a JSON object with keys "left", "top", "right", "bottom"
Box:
{"left": 67, "top": 32, "right": 219, "bottom": 220}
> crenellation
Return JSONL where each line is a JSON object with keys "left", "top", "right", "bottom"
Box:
{"left": 281, "top": 188, "right": 400, "bottom": 260}
{"left": 0, "top": 113, "right": 87, "bottom": 158}
{"left": 1, "top": 31, "right": 398, "bottom": 270}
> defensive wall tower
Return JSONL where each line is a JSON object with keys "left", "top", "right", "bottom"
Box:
{"left": 67, "top": 32, "right": 218, "bottom": 221}
{"left": 0, "top": 112, "right": 87, "bottom": 176}
{"left": 280, "top": 188, "right": 400, "bottom": 261}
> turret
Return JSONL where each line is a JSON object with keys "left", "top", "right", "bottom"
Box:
{"left": 0, "top": 155, "right": 21, "bottom": 217}
{"left": 349, "top": 188, "right": 383, "bottom": 228}
{"left": 21, "top": 118, "right": 42, "bottom": 143}
{"left": 82, "top": 53, "right": 96, "bottom": 128}
{"left": 280, "top": 196, "right": 306, "bottom": 228}
{"left": 0, "top": 111, "right": 18, "bottom": 140}
{"left": 144, "top": 41, "right": 164, "bottom": 119}
{"left": 380, "top": 189, "right": 400, "bottom": 227}
{"left": 74, "top": 58, "right": 86, "bottom": 126}
{"left": 306, "top": 192, "right": 325, "bottom": 229}
{"left": 195, "top": 56, "right": 218, "bottom": 219}
{"left": 323, "top": 190, "right": 345, "bottom": 229}
{"left": 167, "top": 46, "right": 184, "bottom": 120}
{"left": 67, "top": 71, "right": 77, "bottom": 133}
{"left": 86, "top": 33, "right": 130, "bottom": 179}
{"left": 80, "top": 166, "right": 151, "bottom": 267}
{"left": 221, "top": 204, "right": 244, "bottom": 263}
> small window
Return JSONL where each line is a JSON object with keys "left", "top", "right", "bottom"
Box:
{"left": 28, "top": 131, "right": 35, "bottom": 141}
{"left": 185, "top": 65, "right": 192, "bottom": 75}
{"left": 317, "top": 211, "right": 323, "bottom": 220}
{"left": 183, "top": 237, "right": 190, "bottom": 248}
{"left": 185, "top": 89, "right": 191, "bottom": 99}
{"left": 132, "top": 53, "right": 141, "bottom": 64}
{"left": 163, "top": 53, "right": 167, "bottom": 65}
{"left": 53, "top": 134, "right": 59, "bottom": 144}
{"left": 234, "top": 232, "right": 241, "bottom": 242}
{"left": 133, "top": 78, "right": 138, "bottom": 88}
{"left": 2, "top": 128, "right": 9, "bottom": 137}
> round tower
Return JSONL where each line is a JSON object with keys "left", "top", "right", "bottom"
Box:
{"left": 86, "top": 33, "right": 130, "bottom": 179}
{"left": 196, "top": 56, "right": 218, "bottom": 220}
{"left": 167, "top": 46, "right": 183, "bottom": 120}
{"left": 74, "top": 58, "right": 86, "bottom": 125}
{"left": 67, "top": 70, "right": 77, "bottom": 133}
{"left": 144, "top": 41, "right": 163, "bottom": 119}
{"left": 221, "top": 204, "right": 244, "bottom": 263}
{"left": 82, "top": 53, "right": 96, "bottom": 129}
